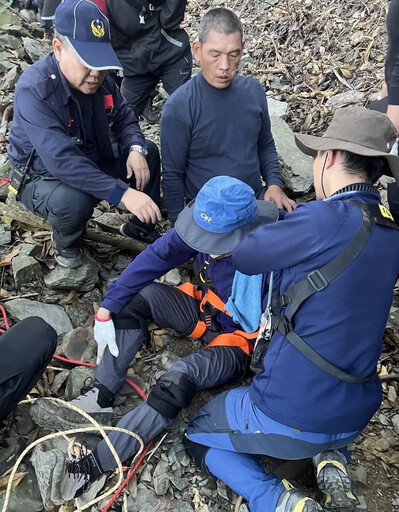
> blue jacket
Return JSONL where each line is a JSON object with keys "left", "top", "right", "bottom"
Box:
{"left": 161, "top": 73, "right": 283, "bottom": 224}
{"left": 232, "top": 191, "right": 399, "bottom": 433}
{"left": 8, "top": 53, "right": 145, "bottom": 204}
{"left": 102, "top": 228, "right": 257, "bottom": 333}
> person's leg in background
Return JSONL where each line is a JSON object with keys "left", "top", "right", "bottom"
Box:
{"left": 120, "top": 74, "right": 159, "bottom": 119}
{"left": 160, "top": 45, "right": 192, "bottom": 97}
{"left": 388, "top": 182, "right": 399, "bottom": 226}
{"left": 141, "top": 89, "right": 160, "bottom": 125}
{"left": 19, "top": 177, "right": 97, "bottom": 268}
{"left": 0, "top": 317, "right": 56, "bottom": 422}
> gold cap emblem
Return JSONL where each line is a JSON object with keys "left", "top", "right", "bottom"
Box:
{"left": 91, "top": 19, "right": 105, "bottom": 38}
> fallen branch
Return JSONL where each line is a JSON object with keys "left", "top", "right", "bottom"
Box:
{"left": 0, "top": 200, "right": 147, "bottom": 253}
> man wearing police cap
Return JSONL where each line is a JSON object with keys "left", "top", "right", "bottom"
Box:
{"left": 8, "top": 0, "right": 162, "bottom": 269}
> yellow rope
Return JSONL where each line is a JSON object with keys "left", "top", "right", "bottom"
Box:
{"left": 2, "top": 397, "right": 145, "bottom": 512}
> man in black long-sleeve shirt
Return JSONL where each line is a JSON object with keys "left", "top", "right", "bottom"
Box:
{"left": 161, "top": 7, "right": 295, "bottom": 225}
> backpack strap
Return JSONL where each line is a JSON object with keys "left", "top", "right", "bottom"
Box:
{"left": 282, "top": 201, "right": 374, "bottom": 325}
{"left": 271, "top": 200, "right": 391, "bottom": 384}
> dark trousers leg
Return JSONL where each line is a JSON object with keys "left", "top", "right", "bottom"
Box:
{"left": 19, "top": 177, "right": 97, "bottom": 249}
{"left": 96, "top": 283, "right": 200, "bottom": 394}
{"left": 0, "top": 317, "right": 57, "bottom": 421}
{"left": 96, "top": 346, "right": 248, "bottom": 471}
{"left": 388, "top": 182, "right": 399, "bottom": 225}
{"left": 120, "top": 75, "right": 159, "bottom": 118}
{"left": 104, "top": 143, "right": 161, "bottom": 207}
{"left": 160, "top": 47, "right": 192, "bottom": 96}
{"left": 95, "top": 328, "right": 144, "bottom": 395}
{"left": 141, "top": 140, "right": 161, "bottom": 206}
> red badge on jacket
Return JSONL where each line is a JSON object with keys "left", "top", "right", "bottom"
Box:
{"left": 104, "top": 94, "right": 114, "bottom": 111}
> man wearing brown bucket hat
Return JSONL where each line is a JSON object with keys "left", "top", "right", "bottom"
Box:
{"left": 182, "top": 107, "right": 399, "bottom": 512}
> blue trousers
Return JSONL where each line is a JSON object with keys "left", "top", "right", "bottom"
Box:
{"left": 186, "top": 387, "right": 360, "bottom": 512}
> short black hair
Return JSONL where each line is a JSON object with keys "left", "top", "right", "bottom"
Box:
{"left": 339, "top": 150, "right": 390, "bottom": 184}
{"left": 198, "top": 8, "right": 243, "bottom": 44}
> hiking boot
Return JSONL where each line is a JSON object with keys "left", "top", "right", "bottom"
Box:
{"left": 276, "top": 480, "right": 323, "bottom": 512}
{"left": 140, "top": 99, "right": 159, "bottom": 124}
{"left": 52, "top": 235, "right": 83, "bottom": 269}
{"left": 30, "top": 387, "right": 113, "bottom": 431}
{"left": 312, "top": 450, "right": 359, "bottom": 510}
{"left": 120, "top": 219, "right": 161, "bottom": 244}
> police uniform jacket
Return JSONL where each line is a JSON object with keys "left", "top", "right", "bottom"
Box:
{"left": 8, "top": 53, "right": 145, "bottom": 205}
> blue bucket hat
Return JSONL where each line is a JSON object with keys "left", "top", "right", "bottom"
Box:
{"left": 175, "top": 176, "right": 279, "bottom": 255}
{"left": 55, "top": 0, "right": 123, "bottom": 71}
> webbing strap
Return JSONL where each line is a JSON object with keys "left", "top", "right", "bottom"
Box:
{"left": 273, "top": 201, "right": 380, "bottom": 384}
{"left": 277, "top": 326, "right": 376, "bottom": 384}
{"left": 284, "top": 202, "right": 373, "bottom": 323}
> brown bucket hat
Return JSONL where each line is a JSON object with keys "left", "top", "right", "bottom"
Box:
{"left": 294, "top": 106, "right": 399, "bottom": 183}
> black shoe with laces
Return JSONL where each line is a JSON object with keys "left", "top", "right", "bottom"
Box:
{"left": 120, "top": 219, "right": 161, "bottom": 244}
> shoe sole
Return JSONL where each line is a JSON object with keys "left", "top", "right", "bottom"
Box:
{"left": 316, "top": 463, "right": 359, "bottom": 510}
{"left": 31, "top": 400, "right": 113, "bottom": 431}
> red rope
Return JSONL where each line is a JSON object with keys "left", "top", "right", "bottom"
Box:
{"left": 0, "top": 305, "right": 10, "bottom": 333}
{"left": 102, "top": 440, "right": 154, "bottom": 512}
{"left": 0, "top": 178, "right": 10, "bottom": 189}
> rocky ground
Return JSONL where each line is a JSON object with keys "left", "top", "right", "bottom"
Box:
{"left": 0, "top": 0, "right": 399, "bottom": 511}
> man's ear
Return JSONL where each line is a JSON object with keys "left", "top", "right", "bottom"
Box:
{"left": 192, "top": 41, "right": 201, "bottom": 63}
{"left": 52, "top": 38, "right": 63, "bottom": 62}
{"left": 326, "top": 149, "right": 339, "bottom": 169}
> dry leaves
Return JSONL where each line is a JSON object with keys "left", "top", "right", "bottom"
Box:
{"left": 186, "top": 0, "right": 389, "bottom": 135}
{"left": 0, "top": 248, "right": 19, "bottom": 267}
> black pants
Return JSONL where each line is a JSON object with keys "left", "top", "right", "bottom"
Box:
{"left": 121, "top": 47, "right": 192, "bottom": 117}
{"left": 0, "top": 317, "right": 57, "bottom": 422}
{"left": 388, "top": 182, "right": 399, "bottom": 226}
{"left": 19, "top": 140, "right": 161, "bottom": 250}
{"left": 386, "top": 0, "right": 399, "bottom": 105}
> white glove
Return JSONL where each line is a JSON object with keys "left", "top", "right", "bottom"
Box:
{"left": 94, "top": 316, "right": 119, "bottom": 365}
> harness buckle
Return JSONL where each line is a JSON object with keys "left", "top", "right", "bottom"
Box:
{"left": 307, "top": 270, "right": 328, "bottom": 291}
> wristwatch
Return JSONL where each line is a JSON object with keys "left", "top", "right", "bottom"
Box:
{"left": 129, "top": 144, "right": 148, "bottom": 157}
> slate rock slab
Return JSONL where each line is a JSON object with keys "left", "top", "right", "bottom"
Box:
{"left": 59, "top": 326, "right": 95, "bottom": 363}
{"left": 270, "top": 115, "right": 313, "bottom": 194}
{"left": 22, "top": 36, "right": 51, "bottom": 62}
{"left": 326, "top": 90, "right": 365, "bottom": 110}
{"left": 12, "top": 254, "right": 43, "bottom": 288}
{"left": 267, "top": 97, "right": 289, "bottom": 118}
{"left": 4, "top": 298, "right": 72, "bottom": 335}
{"left": 127, "top": 484, "right": 194, "bottom": 512}
{"left": 44, "top": 253, "right": 100, "bottom": 292}
{"left": 0, "top": 463, "right": 43, "bottom": 512}
{"left": 65, "top": 366, "right": 96, "bottom": 400}
{"left": 0, "top": 66, "right": 19, "bottom": 91}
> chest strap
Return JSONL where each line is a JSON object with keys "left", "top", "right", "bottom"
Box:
{"left": 272, "top": 201, "right": 396, "bottom": 384}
